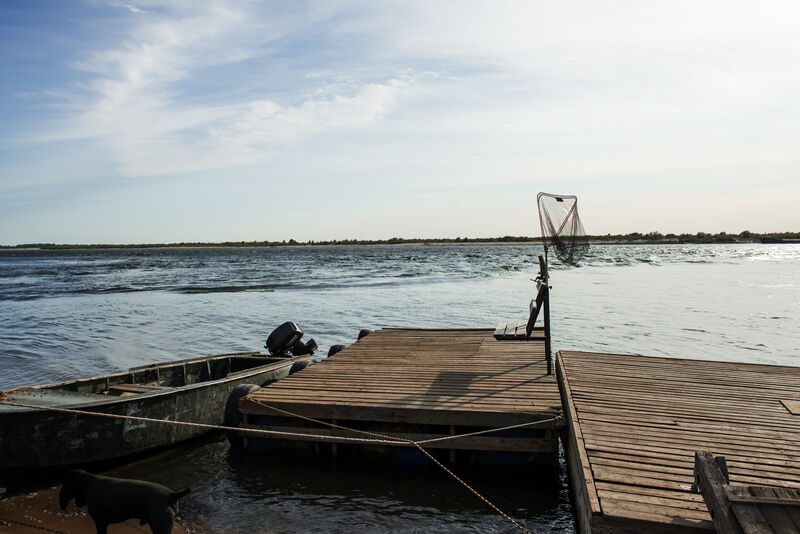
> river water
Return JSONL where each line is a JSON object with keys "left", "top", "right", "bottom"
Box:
{"left": 1, "top": 244, "right": 798, "bottom": 532}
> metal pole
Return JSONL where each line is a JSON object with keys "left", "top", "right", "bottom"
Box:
{"left": 542, "top": 246, "right": 552, "bottom": 374}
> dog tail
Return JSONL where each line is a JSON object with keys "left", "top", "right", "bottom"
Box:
{"left": 170, "top": 487, "right": 191, "bottom": 505}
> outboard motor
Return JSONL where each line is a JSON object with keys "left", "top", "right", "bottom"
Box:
{"left": 290, "top": 337, "right": 318, "bottom": 356}
{"left": 266, "top": 322, "right": 317, "bottom": 357}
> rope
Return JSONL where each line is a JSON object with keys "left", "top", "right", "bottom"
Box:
{"left": 248, "top": 398, "right": 560, "bottom": 445}
{"left": 0, "top": 400, "right": 560, "bottom": 447}
{"left": 0, "top": 399, "right": 561, "bottom": 534}
{"left": 419, "top": 418, "right": 560, "bottom": 445}
{"left": 0, "top": 515, "right": 70, "bottom": 534}
{"left": 0, "top": 400, "right": 394, "bottom": 444}
{"left": 250, "top": 399, "right": 550, "bottom": 534}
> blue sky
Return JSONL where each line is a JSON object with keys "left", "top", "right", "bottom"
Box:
{"left": 1, "top": 1, "right": 799, "bottom": 244}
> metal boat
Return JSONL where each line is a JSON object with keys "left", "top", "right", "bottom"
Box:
{"left": 0, "top": 351, "right": 311, "bottom": 468}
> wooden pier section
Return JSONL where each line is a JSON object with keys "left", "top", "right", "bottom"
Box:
{"left": 238, "top": 328, "right": 563, "bottom": 464}
{"left": 558, "top": 350, "right": 800, "bottom": 534}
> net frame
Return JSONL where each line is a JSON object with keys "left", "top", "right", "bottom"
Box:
{"left": 536, "top": 192, "right": 589, "bottom": 268}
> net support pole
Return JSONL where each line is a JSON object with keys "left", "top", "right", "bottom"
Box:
{"left": 544, "top": 284, "right": 552, "bottom": 375}
{"left": 538, "top": 255, "right": 552, "bottom": 374}
{"left": 542, "top": 244, "right": 549, "bottom": 275}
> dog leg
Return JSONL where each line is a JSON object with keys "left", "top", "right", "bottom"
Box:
{"left": 149, "top": 509, "right": 175, "bottom": 534}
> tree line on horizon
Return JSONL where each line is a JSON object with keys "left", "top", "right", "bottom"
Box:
{"left": 2, "top": 230, "right": 799, "bottom": 249}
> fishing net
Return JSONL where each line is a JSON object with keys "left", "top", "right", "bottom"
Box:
{"left": 537, "top": 193, "right": 589, "bottom": 265}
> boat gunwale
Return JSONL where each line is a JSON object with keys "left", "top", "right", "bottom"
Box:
{"left": 1, "top": 354, "right": 310, "bottom": 413}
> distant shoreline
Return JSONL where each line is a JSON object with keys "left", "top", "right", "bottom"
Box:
{"left": 2, "top": 232, "right": 799, "bottom": 250}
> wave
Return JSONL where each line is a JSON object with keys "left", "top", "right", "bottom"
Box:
{"left": 1, "top": 349, "right": 38, "bottom": 360}
{"left": 2, "top": 243, "right": 798, "bottom": 302}
{"left": 72, "top": 286, "right": 145, "bottom": 295}
{"left": 176, "top": 284, "right": 279, "bottom": 294}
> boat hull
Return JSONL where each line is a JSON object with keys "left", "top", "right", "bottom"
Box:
{"left": 0, "top": 354, "right": 310, "bottom": 469}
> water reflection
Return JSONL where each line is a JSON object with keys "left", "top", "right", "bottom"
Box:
{"left": 105, "top": 434, "right": 572, "bottom": 533}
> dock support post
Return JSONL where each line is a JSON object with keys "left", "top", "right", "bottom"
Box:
{"left": 544, "top": 285, "right": 551, "bottom": 375}
{"left": 331, "top": 419, "right": 338, "bottom": 460}
{"left": 449, "top": 425, "right": 456, "bottom": 465}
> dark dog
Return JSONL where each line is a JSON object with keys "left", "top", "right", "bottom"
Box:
{"left": 59, "top": 469, "right": 190, "bottom": 534}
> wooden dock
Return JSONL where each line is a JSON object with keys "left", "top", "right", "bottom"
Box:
{"left": 557, "top": 350, "right": 800, "bottom": 534}
{"left": 238, "top": 328, "right": 563, "bottom": 465}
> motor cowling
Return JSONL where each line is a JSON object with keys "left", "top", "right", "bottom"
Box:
{"left": 266, "top": 322, "right": 317, "bottom": 357}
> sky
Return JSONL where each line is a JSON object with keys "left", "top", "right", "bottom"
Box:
{"left": 1, "top": 0, "right": 799, "bottom": 245}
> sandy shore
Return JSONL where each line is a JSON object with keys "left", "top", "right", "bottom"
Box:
{"left": 0, "top": 486, "right": 194, "bottom": 534}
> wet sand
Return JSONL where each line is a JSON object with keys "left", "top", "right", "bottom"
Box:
{"left": 0, "top": 486, "right": 192, "bottom": 534}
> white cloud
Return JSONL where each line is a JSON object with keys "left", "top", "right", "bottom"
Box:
{"left": 45, "top": 2, "right": 417, "bottom": 176}
{"left": 210, "top": 80, "right": 406, "bottom": 149}
{"left": 116, "top": 3, "right": 148, "bottom": 15}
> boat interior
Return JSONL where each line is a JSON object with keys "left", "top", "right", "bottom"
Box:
{"left": 41, "top": 352, "right": 288, "bottom": 397}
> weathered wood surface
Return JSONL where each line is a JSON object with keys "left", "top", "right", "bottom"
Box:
{"left": 242, "top": 329, "right": 562, "bottom": 429}
{"left": 695, "top": 451, "right": 800, "bottom": 534}
{"left": 494, "top": 285, "right": 547, "bottom": 340}
{"left": 558, "top": 351, "right": 800, "bottom": 534}
{"left": 695, "top": 451, "right": 744, "bottom": 534}
{"left": 494, "top": 323, "right": 546, "bottom": 340}
{"left": 728, "top": 485, "right": 800, "bottom": 533}
{"left": 556, "top": 352, "right": 602, "bottom": 534}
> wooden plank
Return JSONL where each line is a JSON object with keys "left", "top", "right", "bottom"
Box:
{"left": 559, "top": 350, "right": 800, "bottom": 376}
{"left": 600, "top": 496, "right": 711, "bottom": 521}
{"left": 525, "top": 282, "right": 546, "bottom": 337}
{"left": 597, "top": 487, "right": 710, "bottom": 513}
{"left": 746, "top": 486, "right": 798, "bottom": 534}
{"left": 555, "top": 352, "right": 601, "bottom": 534}
{"left": 782, "top": 400, "right": 800, "bottom": 416}
{"left": 595, "top": 481, "right": 708, "bottom": 505}
{"left": 245, "top": 395, "right": 560, "bottom": 414}
{"left": 570, "top": 390, "right": 800, "bottom": 419}
{"left": 726, "top": 486, "right": 775, "bottom": 534}
{"left": 579, "top": 418, "right": 800, "bottom": 447}
{"left": 599, "top": 503, "right": 713, "bottom": 534}
{"left": 582, "top": 429, "right": 800, "bottom": 460}
{"left": 241, "top": 399, "right": 560, "bottom": 427}
{"left": 589, "top": 450, "right": 800, "bottom": 481}
{"left": 694, "top": 451, "right": 744, "bottom": 534}
{"left": 774, "top": 487, "right": 800, "bottom": 530}
{"left": 494, "top": 321, "right": 526, "bottom": 340}
{"left": 563, "top": 364, "right": 800, "bottom": 387}
{"left": 514, "top": 322, "right": 525, "bottom": 338}
{"left": 265, "top": 381, "right": 560, "bottom": 394}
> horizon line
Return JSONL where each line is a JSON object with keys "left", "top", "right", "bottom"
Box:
{"left": 2, "top": 230, "right": 799, "bottom": 249}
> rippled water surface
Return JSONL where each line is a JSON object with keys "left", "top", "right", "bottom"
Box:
{"left": 1, "top": 243, "right": 798, "bottom": 532}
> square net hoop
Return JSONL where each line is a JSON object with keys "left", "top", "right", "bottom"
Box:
{"left": 537, "top": 192, "right": 589, "bottom": 266}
